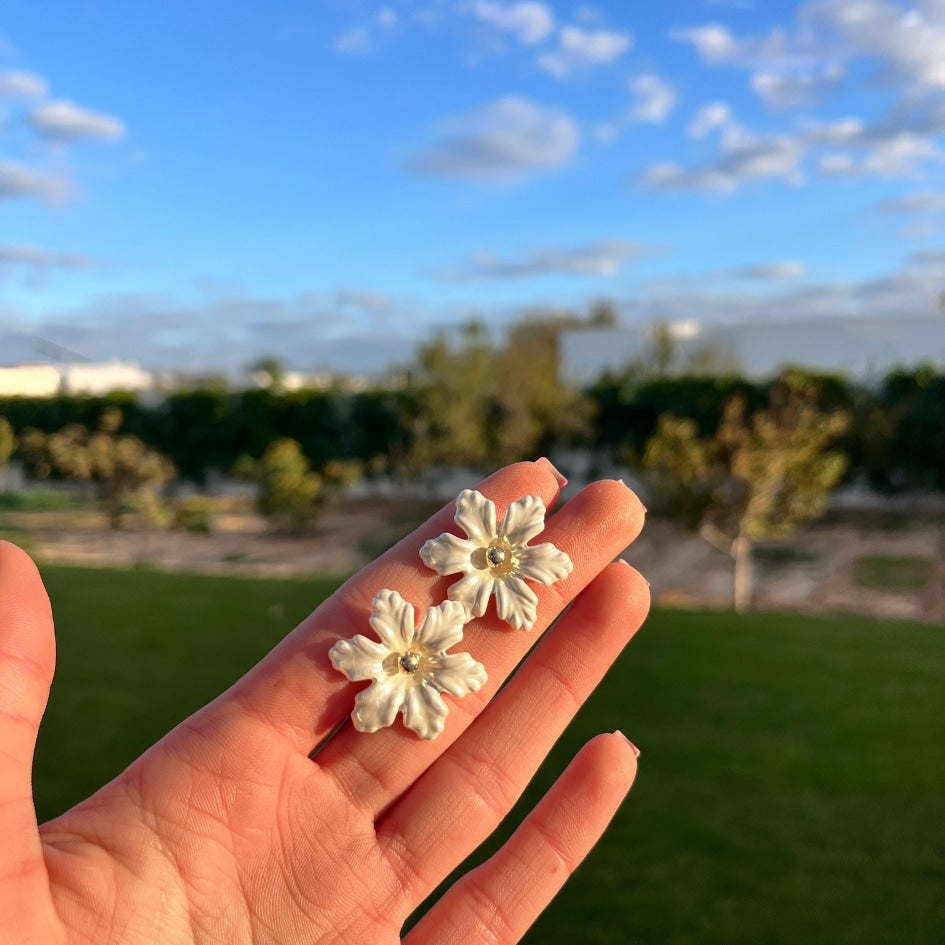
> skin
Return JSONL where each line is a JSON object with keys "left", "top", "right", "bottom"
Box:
{"left": 0, "top": 459, "right": 649, "bottom": 944}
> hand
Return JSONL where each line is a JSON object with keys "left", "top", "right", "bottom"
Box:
{"left": 0, "top": 460, "right": 648, "bottom": 944}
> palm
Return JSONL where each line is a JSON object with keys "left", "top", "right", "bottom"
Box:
{"left": 1, "top": 462, "right": 649, "bottom": 945}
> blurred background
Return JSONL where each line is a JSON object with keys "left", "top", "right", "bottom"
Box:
{"left": 1, "top": 1, "right": 943, "bottom": 942}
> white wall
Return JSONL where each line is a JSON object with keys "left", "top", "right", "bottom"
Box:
{"left": 561, "top": 313, "right": 945, "bottom": 385}
{"left": 0, "top": 364, "right": 61, "bottom": 397}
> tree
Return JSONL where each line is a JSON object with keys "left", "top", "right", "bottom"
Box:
{"left": 643, "top": 376, "right": 849, "bottom": 611}
{"left": 20, "top": 408, "right": 175, "bottom": 528}
{"left": 0, "top": 417, "right": 14, "bottom": 489}
{"left": 236, "top": 438, "right": 360, "bottom": 533}
{"left": 246, "top": 355, "right": 288, "bottom": 391}
{"left": 403, "top": 314, "right": 592, "bottom": 472}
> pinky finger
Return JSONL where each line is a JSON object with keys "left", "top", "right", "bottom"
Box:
{"left": 404, "top": 732, "right": 639, "bottom": 945}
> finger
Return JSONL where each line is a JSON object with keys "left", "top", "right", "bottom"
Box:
{"left": 404, "top": 731, "right": 638, "bottom": 945}
{"left": 0, "top": 541, "right": 55, "bottom": 865}
{"left": 194, "top": 459, "right": 565, "bottom": 753}
{"left": 376, "top": 561, "right": 648, "bottom": 899}
{"left": 316, "top": 478, "right": 645, "bottom": 815}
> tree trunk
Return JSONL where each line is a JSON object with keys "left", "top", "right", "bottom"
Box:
{"left": 732, "top": 534, "right": 753, "bottom": 613}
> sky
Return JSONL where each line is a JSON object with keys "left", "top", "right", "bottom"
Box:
{"left": 1, "top": 0, "right": 944, "bottom": 375}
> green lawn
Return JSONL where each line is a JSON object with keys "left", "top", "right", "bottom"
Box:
{"left": 31, "top": 564, "right": 945, "bottom": 945}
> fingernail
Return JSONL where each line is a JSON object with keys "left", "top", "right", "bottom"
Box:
{"left": 537, "top": 456, "right": 567, "bottom": 487}
{"left": 613, "top": 730, "right": 641, "bottom": 758}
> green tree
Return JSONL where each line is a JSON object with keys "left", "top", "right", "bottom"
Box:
{"left": 20, "top": 408, "right": 175, "bottom": 528}
{"left": 237, "top": 438, "right": 360, "bottom": 533}
{"left": 0, "top": 417, "right": 15, "bottom": 488}
{"left": 403, "top": 314, "right": 592, "bottom": 472}
{"left": 246, "top": 355, "right": 289, "bottom": 391}
{"left": 643, "top": 376, "right": 849, "bottom": 611}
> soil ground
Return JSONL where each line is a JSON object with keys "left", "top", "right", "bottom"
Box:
{"left": 3, "top": 495, "right": 942, "bottom": 622}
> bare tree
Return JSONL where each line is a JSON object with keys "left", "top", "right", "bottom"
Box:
{"left": 643, "top": 376, "right": 849, "bottom": 611}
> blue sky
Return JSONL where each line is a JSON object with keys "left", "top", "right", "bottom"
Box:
{"left": 1, "top": 0, "right": 944, "bottom": 373}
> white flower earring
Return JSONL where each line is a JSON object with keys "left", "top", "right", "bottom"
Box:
{"left": 330, "top": 488, "right": 570, "bottom": 739}
{"left": 329, "top": 589, "right": 487, "bottom": 740}
{"left": 420, "top": 489, "right": 573, "bottom": 631}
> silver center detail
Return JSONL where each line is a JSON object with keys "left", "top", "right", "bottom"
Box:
{"left": 399, "top": 651, "right": 421, "bottom": 674}
{"left": 487, "top": 547, "right": 507, "bottom": 567}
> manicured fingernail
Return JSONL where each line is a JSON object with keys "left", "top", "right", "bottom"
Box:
{"left": 613, "top": 730, "right": 641, "bottom": 758}
{"left": 536, "top": 456, "right": 567, "bottom": 487}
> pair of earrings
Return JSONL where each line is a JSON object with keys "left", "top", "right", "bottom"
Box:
{"left": 329, "top": 488, "right": 574, "bottom": 740}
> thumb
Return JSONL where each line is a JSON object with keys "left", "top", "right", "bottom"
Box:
{"left": 0, "top": 540, "right": 55, "bottom": 848}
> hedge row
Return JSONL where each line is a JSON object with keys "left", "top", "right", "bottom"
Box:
{"left": 1, "top": 367, "right": 943, "bottom": 491}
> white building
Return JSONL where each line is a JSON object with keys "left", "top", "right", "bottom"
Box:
{"left": 0, "top": 360, "right": 153, "bottom": 397}
{"left": 560, "top": 313, "right": 945, "bottom": 385}
{"left": 0, "top": 364, "right": 61, "bottom": 397}
{"left": 60, "top": 361, "right": 153, "bottom": 395}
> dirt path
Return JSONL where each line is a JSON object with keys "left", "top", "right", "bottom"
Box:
{"left": 4, "top": 498, "right": 943, "bottom": 622}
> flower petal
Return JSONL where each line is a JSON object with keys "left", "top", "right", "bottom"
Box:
{"left": 428, "top": 652, "right": 487, "bottom": 697}
{"left": 369, "top": 589, "right": 415, "bottom": 649}
{"left": 454, "top": 489, "right": 497, "bottom": 546}
{"left": 419, "top": 533, "right": 476, "bottom": 576}
{"left": 447, "top": 572, "right": 495, "bottom": 619}
{"left": 516, "top": 542, "right": 574, "bottom": 585}
{"left": 415, "top": 599, "right": 468, "bottom": 652}
{"left": 494, "top": 576, "right": 539, "bottom": 631}
{"left": 499, "top": 494, "right": 547, "bottom": 546}
{"left": 402, "top": 683, "right": 449, "bottom": 740}
{"left": 352, "top": 679, "right": 403, "bottom": 733}
{"left": 328, "top": 635, "right": 388, "bottom": 682}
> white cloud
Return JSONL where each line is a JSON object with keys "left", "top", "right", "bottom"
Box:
{"left": 29, "top": 100, "right": 126, "bottom": 142}
{"left": 641, "top": 130, "right": 805, "bottom": 194}
{"left": 676, "top": 2, "right": 945, "bottom": 95}
{"left": 462, "top": 1, "right": 554, "bottom": 45}
{"left": 0, "top": 244, "right": 97, "bottom": 271}
{"left": 0, "top": 157, "right": 71, "bottom": 203}
{"left": 334, "top": 7, "right": 399, "bottom": 55}
{"left": 687, "top": 101, "right": 734, "bottom": 138}
{"left": 431, "top": 239, "right": 649, "bottom": 281}
{"left": 537, "top": 25, "right": 632, "bottom": 78}
{"left": 670, "top": 23, "right": 739, "bottom": 63}
{"left": 878, "top": 190, "right": 945, "bottom": 214}
{"left": 406, "top": 96, "right": 579, "bottom": 184}
{"left": 597, "top": 74, "right": 678, "bottom": 141}
{"left": 0, "top": 69, "right": 47, "bottom": 100}
{"left": 8, "top": 257, "right": 942, "bottom": 378}
{"left": 751, "top": 65, "right": 844, "bottom": 109}
{"left": 626, "top": 74, "right": 677, "bottom": 124}
{"left": 802, "top": 116, "right": 865, "bottom": 143}
{"left": 808, "top": 0, "right": 945, "bottom": 89}
{"left": 628, "top": 250, "right": 945, "bottom": 329}
{"left": 733, "top": 260, "right": 806, "bottom": 280}
{"left": 0, "top": 288, "right": 444, "bottom": 375}
{"left": 817, "top": 132, "right": 942, "bottom": 178}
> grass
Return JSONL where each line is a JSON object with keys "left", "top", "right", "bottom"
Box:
{"left": 853, "top": 553, "right": 934, "bottom": 591}
{"left": 31, "top": 565, "right": 945, "bottom": 945}
{"left": 0, "top": 489, "right": 75, "bottom": 511}
{"left": 34, "top": 565, "right": 346, "bottom": 820}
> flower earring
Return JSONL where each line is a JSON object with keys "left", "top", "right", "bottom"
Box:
{"left": 329, "top": 487, "right": 571, "bottom": 738}
{"left": 329, "top": 589, "right": 487, "bottom": 740}
{"left": 420, "top": 489, "right": 573, "bottom": 631}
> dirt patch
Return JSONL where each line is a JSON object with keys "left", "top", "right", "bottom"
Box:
{"left": 4, "top": 497, "right": 943, "bottom": 621}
